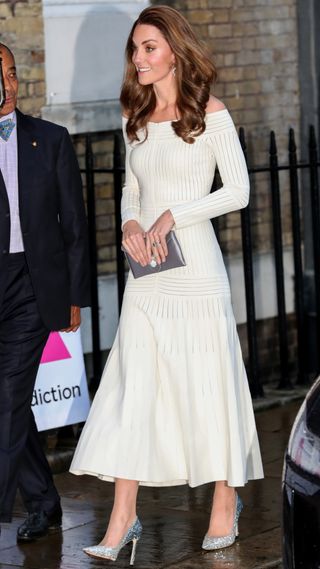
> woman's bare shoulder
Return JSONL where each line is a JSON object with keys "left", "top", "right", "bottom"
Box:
{"left": 205, "top": 96, "right": 226, "bottom": 113}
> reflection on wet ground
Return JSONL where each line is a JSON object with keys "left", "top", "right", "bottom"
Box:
{"left": 1, "top": 401, "right": 300, "bottom": 568}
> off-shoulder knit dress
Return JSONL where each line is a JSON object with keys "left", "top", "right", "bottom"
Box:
{"left": 70, "top": 109, "right": 263, "bottom": 487}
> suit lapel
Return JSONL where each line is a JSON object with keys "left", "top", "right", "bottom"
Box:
{"left": 16, "top": 108, "right": 39, "bottom": 196}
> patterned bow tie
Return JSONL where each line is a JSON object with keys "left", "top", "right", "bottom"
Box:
{"left": 0, "top": 118, "right": 15, "bottom": 141}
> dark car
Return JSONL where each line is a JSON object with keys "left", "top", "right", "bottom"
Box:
{"left": 282, "top": 375, "right": 320, "bottom": 569}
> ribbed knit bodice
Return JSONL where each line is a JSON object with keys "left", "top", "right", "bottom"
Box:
{"left": 121, "top": 109, "right": 250, "bottom": 292}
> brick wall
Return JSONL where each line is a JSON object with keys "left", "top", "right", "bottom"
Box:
{"left": 0, "top": 0, "right": 45, "bottom": 116}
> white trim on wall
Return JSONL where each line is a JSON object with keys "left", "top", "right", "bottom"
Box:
{"left": 43, "top": 0, "right": 148, "bottom": 16}
{"left": 41, "top": 0, "right": 149, "bottom": 131}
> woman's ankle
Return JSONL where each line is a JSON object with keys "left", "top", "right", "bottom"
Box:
{"left": 213, "top": 483, "right": 236, "bottom": 504}
{"left": 109, "top": 510, "right": 137, "bottom": 525}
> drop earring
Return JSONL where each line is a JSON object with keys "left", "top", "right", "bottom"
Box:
{"left": 172, "top": 65, "right": 176, "bottom": 77}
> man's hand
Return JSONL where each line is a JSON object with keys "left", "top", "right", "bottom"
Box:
{"left": 60, "top": 305, "right": 81, "bottom": 332}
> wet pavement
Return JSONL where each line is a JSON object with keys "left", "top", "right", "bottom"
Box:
{"left": 0, "top": 399, "right": 301, "bottom": 569}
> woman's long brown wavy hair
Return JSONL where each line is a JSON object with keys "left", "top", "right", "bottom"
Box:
{"left": 120, "top": 5, "right": 217, "bottom": 144}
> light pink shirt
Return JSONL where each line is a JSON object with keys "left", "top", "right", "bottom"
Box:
{"left": 0, "top": 110, "right": 24, "bottom": 252}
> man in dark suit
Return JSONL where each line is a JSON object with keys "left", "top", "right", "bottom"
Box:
{"left": 0, "top": 44, "right": 91, "bottom": 541}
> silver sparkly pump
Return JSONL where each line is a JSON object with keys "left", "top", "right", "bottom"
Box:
{"left": 202, "top": 493, "right": 243, "bottom": 551}
{"left": 83, "top": 517, "right": 142, "bottom": 565}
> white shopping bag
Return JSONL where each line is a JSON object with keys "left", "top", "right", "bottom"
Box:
{"left": 32, "top": 329, "right": 91, "bottom": 431}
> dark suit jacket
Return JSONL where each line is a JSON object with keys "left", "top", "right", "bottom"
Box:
{"left": 0, "top": 109, "right": 91, "bottom": 330}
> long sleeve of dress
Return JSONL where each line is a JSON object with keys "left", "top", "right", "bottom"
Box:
{"left": 121, "top": 117, "right": 141, "bottom": 228}
{"left": 170, "top": 111, "right": 249, "bottom": 230}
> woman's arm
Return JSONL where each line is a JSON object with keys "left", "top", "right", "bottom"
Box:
{"left": 121, "top": 117, "right": 141, "bottom": 228}
{"left": 169, "top": 110, "right": 249, "bottom": 229}
{"left": 121, "top": 117, "right": 150, "bottom": 266}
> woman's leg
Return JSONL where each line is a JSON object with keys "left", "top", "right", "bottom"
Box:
{"left": 207, "top": 481, "right": 236, "bottom": 536}
{"left": 100, "top": 478, "right": 139, "bottom": 547}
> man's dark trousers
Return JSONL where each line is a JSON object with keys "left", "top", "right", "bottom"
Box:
{"left": 0, "top": 253, "right": 60, "bottom": 522}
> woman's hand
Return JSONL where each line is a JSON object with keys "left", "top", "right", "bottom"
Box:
{"left": 122, "top": 220, "right": 150, "bottom": 266}
{"left": 146, "top": 210, "right": 175, "bottom": 264}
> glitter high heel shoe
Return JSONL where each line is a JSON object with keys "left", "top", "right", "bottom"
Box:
{"left": 83, "top": 517, "right": 142, "bottom": 565}
{"left": 202, "top": 493, "right": 243, "bottom": 550}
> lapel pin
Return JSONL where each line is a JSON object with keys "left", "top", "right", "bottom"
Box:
{"left": 32, "top": 141, "right": 37, "bottom": 147}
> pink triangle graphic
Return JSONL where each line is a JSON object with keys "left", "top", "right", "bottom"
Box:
{"left": 40, "top": 332, "right": 72, "bottom": 364}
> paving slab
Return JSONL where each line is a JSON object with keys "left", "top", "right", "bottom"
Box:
{"left": 0, "top": 400, "right": 302, "bottom": 568}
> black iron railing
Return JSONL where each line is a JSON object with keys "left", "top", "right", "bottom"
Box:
{"left": 85, "top": 135, "right": 102, "bottom": 387}
{"left": 79, "top": 127, "right": 320, "bottom": 398}
{"left": 239, "top": 128, "right": 262, "bottom": 398}
{"left": 309, "top": 127, "right": 320, "bottom": 364}
{"left": 288, "top": 128, "right": 305, "bottom": 385}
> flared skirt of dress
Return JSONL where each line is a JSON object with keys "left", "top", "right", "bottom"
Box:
{"left": 70, "top": 285, "right": 263, "bottom": 488}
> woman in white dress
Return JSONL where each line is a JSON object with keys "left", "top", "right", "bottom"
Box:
{"left": 70, "top": 5, "right": 263, "bottom": 564}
